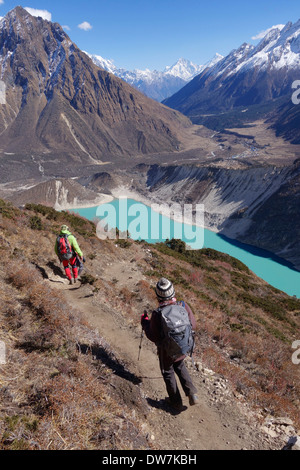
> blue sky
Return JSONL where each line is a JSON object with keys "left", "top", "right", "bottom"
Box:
{"left": 1, "top": 0, "right": 300, "bottom": 70}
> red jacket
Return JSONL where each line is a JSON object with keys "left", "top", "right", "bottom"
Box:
{"left": 142, "top": 300, "right": 196, "bottom": 370}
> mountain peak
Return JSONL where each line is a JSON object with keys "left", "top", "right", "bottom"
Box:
{"left": 3, "top": 5, "right": 37, "bottom": 24}
{"left": 6, "top": 5, "right": 50, "bottom": 20}
{"left": 0, "top": 8, "right": 191, "bottom": 172}
{"left": 0, "top": 4, "right": 70, "bottom": 69}
{"left": 164, "top": 57, "right": 203, "bottom": 80}
{"left": 87, "top": 53, "right": 219, "bottom": 101}
{"left": 6, "top": 5, "right": 27, "bottom": 16}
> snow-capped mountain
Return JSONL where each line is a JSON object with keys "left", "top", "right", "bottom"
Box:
{"left": 85, "top": 54, "right": 223, "bottom": 102}
{"left": 87, "top": 55, "right": 117, "bottom": 75}
{"left": 163, "top": 19, "right": 300, "bottom": 118}
{"left": 209, "top": 20, "right": 300, "bottom": 79}
{"left": 233, "top": 21, "right": 300, "bottom": 73}
{"left": 164, "top": 58, "right": 206, "bottom": 80}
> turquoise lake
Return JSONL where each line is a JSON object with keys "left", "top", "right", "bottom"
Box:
{"left": 69, "top": 198, "right": 300, "bottom": 299}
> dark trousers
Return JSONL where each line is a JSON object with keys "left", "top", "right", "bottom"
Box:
{"left": 160, "top": 357, "right": 197, "bottom": 405}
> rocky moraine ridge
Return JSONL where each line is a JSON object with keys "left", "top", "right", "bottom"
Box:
{"left": 126, "top": 160, "right": 300, "bottom": 272}
{"left": 5, "top": 158, "right": 300, "bottom": 273}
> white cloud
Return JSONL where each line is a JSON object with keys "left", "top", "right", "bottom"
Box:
{"left": 62, "top": 25, "right": 71, "bottom": 31}
{"left": 0, "top": 1, "right": 4, "bottom": 5}
{"left": 24, "top": 7, "right": 52, "bottom": 21}
{"left": 78, "top": 21, "right": 93, "bottom": 31}
{"left": 252, "top": 24, "right": 285, "bottom": 40}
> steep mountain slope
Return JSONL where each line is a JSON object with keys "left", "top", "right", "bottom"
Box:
{"left": 163, "top": 21, "right": 300, "bottom": 128}
{"left": 237, "top": 159, "right": 300, "bottom": 266}
{"left": 6, "top": 178, "right": 108, "bottom": 209}
{"left": 0, "top": 199, "right": 299, "bottom": 450}
{"left": 270, "top": 99, "right": 300, "bottom": 144}
{"left": 0, "top": 7, "right": 191, "bottom": 182}
{"left": 87, "top": 55, "right": 223, "bottom": 102}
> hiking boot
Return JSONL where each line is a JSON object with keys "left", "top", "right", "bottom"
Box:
{"left": 69, "top": 279, "right": 73, "bottom": 285}
{"left": 189, "top": 394, "right": 199, "bottom": 406}
{"left": 74, "top": 278, "right": 77, "bottom": 284}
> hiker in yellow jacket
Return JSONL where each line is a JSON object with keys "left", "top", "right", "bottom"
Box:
{"left": 55, "top": 225, "right": 83, "bottom": 285}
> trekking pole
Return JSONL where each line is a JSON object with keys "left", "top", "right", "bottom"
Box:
{"left": 138, "top": 329, "right": 144, "bottom": 361}
{"left": 138, "top": 310, "right": 148, "bottom": 360}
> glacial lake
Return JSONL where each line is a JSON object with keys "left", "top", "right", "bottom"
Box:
{"left": 69, "top": 198, "right": 300, "bottom": 299}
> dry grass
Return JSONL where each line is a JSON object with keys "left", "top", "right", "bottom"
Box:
{"left": 142, "top": 242, "right": 300, "bottom": 429}
{"left": 0, "top": 261, "right": 149, "bottom": 449}
{"left": 0, "top": 202, "right": 151, "bottom": 450}
{"left": 1, "top": 198, "right": 300, "bottom": 448}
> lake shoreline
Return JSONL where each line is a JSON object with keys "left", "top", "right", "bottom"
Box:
{"left": 69, "top": 195, "right": 300, "bottom": 298}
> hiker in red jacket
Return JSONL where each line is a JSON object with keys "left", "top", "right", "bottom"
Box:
{"left": 141, "top": 278, "right": 199, "bottom": 412}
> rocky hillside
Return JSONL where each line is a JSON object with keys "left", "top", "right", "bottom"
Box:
{"left": 237, "top": 160, "right": 300, "bottom": 267}
{"left": 0, "top": 199, "right": 299, "bottom": 450}
{"left": 6, "top": 178, "right": 109, "bottom": 210}
{"left": 0, "top": 7, "right": 191, "bottom": 183}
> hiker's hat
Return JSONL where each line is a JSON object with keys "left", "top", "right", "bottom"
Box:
{"left": 155, "top": 278, "right": 175, "bottom": 300}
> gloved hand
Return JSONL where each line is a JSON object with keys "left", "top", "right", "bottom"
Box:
{"left": 141, "top": 311, "right": 149, "bottom": 325}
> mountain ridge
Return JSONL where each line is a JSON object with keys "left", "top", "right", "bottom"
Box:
{"left": 86, "top": 54, "right": 223, "bottom": 102}
{"left": 163, "top": 19, "right": 300, "bottom": 131}
{"left": 0, "top": 6, "right": 192, "bottom": 181}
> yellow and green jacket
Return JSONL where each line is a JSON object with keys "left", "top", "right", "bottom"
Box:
{"left": 54, "top": 228, "right": 83, "bottom": 258}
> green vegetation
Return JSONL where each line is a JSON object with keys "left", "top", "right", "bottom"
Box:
{"left": 0, "top": 198, "right": 20, "bottom": 219}
{"left": 25, "top": 203, "right": 96, "bottom": 238}
{"left": 116, "top": 239, "right": 132, "bottom": 249}
{"left": 231, "top": 272, "right": 255, "bottom": 291}
{"left": 29, "top": 215, "right": 43, "bottom": 231}
{"left": 25, "top": 203, "right": 59, "bottom": 220}
{"left": 79, "top": 273, "right": 97, "bottom": 285}
{"left": 155, "top": 239, "right": 249, "bottom": 273}
{"left": 237, "top": 292, "right": 298, "bottom": 326}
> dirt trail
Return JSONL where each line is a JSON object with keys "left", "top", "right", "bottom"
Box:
{"left": 46, "top": 252, "right": 278, "bottom": 451}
